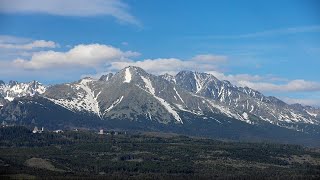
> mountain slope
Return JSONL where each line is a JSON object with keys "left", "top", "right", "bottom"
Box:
{"left": 0, "top": 94, "right": 6, "bottom": 107}
{"left": 44, "top": 78, "right": 102, "bottom": 117}
{"left": 44, "top": 67, "right": 243, "bottom": 125}
{"left": 0, "top": 95, "right": 103, "bottom": 129}
{"left": 1, "top": 66, "right": 320, "bottom": 146}
{"left": 168, "top": 71, "right": 320, "bottom": 131}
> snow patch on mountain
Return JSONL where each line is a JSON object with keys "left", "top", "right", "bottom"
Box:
{"left": 242, "top": 112, "right": 249, "bottom": 120}
{"left": 250, "top": 105, "right": 254, "bottom": 113}
{"left": 47, "top": 79, "right": 102, "bottom": 118}
{"left": 191, "top": 93, "right": 241, "bottom": 120}
{"left": 306, "top": 111, "right": 317, "bottom": 118}
{"left": 141, "top": 76, "right": 155, "bottom": 95}
{"left": 4, "top": 96, "right": 14, "bottom": 101}
{"left": 194, "top": 73, "right": 204, "bottom": 93}
{"left": 104, "top": 96, "right": 124, "bottom": 113}
{"left": 141, "top": 76, "right": 183, "bottom": 124}
{"left": 77, "top": 79, "right": 101, "bottom": 117}
{"left": 48, "top": 98, "right": 79, "bottom": 113}
{"left": 124, "top": 68, "right": 132, "bottom": 83}
{"left": 175, "top": 104, "right": 203, "bottom": 115}
{"left": 173, "top": 87, "right": 184, "bottom": 104}
{"left": 241, "top": 112, "right": 253, "bottom": 124}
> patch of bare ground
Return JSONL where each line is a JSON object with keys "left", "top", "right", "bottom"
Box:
{"left": 280, "top": 154, "right": 320, "bottom": 165}
{"left": 25, "top": 158, "right": 65, "bottom": 172}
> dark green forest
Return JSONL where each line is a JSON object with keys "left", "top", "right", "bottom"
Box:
{"left": 0, "top": 126, "right": 320, "bottom": 179}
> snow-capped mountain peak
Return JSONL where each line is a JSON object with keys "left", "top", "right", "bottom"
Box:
{"left": 0, "top": 80, "right": 46, "bottom": 101}
{"left": 172, "top": 70, "right": 320, "bottom": 130}
{"left": 1, "top": 67, "right": 319, "bottom": 136}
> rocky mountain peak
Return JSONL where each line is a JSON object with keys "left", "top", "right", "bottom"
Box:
{"left": 0, "top": 80, "right": 47, "bottom": 101}
{"left": 159, "top": 73, "right": 176, "bottom": 83}
{"left": 125, "top": 66, "right": 148, "bottom": 75}
{"left": 8, "top": 80, "right": 18, "bottom": 87}
{"left": 111, "top": 66, "right": 150, "bottom": 84}
{"left": 99, "top": 73, "right": 113, "bottom": 81}
{"left": 0, "top": 80, "right": 5, "bottom": 85}
{"left": 28, "top": 80, "right": 43, "bottom": 88}
{"left": 175, "top": 70, "right": 217, "bottom": 93}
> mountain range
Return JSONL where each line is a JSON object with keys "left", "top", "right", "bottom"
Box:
{"left": 1, "top": 66, "right": 319, "bottom": 146}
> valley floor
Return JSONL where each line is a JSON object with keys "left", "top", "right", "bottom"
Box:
{"left": 0, "top": 126, "right": 320, "bottom": 179}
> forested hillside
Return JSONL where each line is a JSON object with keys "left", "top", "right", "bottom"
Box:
{"left": 1, "top": 126, "right": 320, "bottom": 179}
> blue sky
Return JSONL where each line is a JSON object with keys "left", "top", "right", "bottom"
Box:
{"left": 0, "top": 0, "right": 319, "bottom": 106}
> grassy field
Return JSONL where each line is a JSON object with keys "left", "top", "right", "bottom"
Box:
{"left": 0, "top": 126, "right": 320, "bottom": 179}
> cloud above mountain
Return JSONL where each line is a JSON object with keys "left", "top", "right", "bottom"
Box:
{"left": 108, "top": 55, "right": 227, "bottom": 74}
{"left": 192, "top": 25, "right": 320, "bottom": 39}
{"left": 0, "top": 35, "right": 58, "bottom": 51}
{"left": 237, "top": 80, "right": 320, "bottom": 93}
{"left": 282, "top": 97, "right": 320, "bottom": 107}
{"left": 0, "top": 0, "right": 140, "bottom": 25}
{"left": 13, "top": 44, "right": 140, "bottom": 69}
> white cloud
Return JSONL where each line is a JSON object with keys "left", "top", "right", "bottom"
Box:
{"left": 0, "top": 35, "right": 60, "bottom": 62}
{"left": 0, "top": 40, "right": 57, "bottom": 50}
{"left": 282, "top": 97, "right": 320, "bottom": 107}
{"left": 108, "top": 54, "right": 226, "bottom": 74}
{"left": 207, "top": 71, "right": 265, "bottom": 83}
{"left": 110, "top": 58, "right": 195, "bottom": 74}
{"left": 193, "top": 25, "right": 320, "bottom": 39}
{"left": 13, "top": 44, "right": 140, "bottom": 70}
{"left": 204, "top": 71, "right": 320, "bottom": 93}
{"left": 231, "top": 25, "right": 320, "bottom": 38}
{"left": 0, "top": 35, "right": 30, "bottom": 44}
{"left": 236, "top": 80, "right": 320, "bottom": 92}
{"left": 0, "top": 0, "right": 140, "bottom": 26}
{"left": 192, "top": 54, "right": 227, "bottom": 63}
